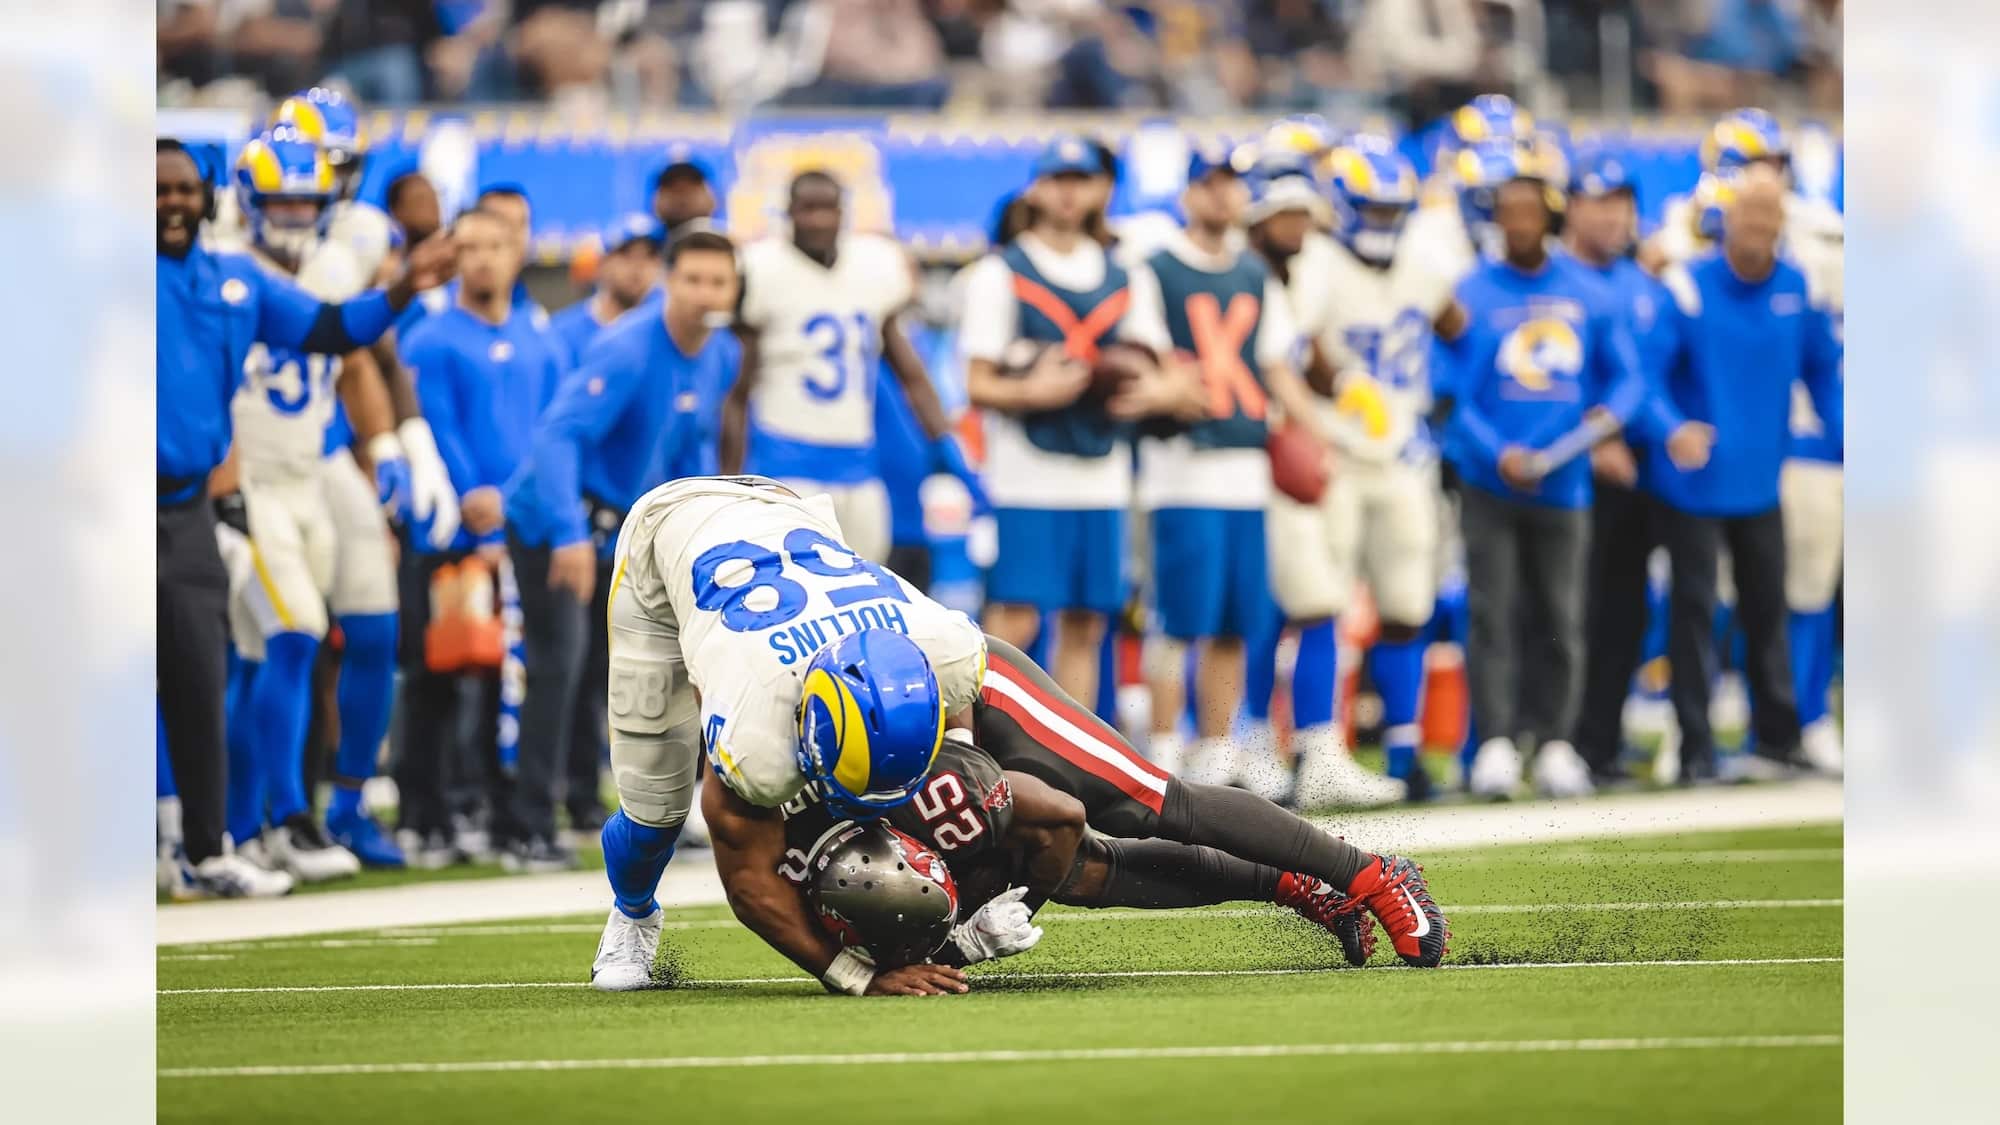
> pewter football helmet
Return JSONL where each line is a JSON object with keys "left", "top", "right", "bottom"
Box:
{"left": 808, "top": 821, "right": 959, "bottom": 967}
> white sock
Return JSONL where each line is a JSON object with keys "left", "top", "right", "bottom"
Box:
{"left": 1149, "top": 729, "right": 1186, "bottom": 776}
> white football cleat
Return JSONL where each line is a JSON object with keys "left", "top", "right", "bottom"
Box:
{"left": 1291, "top": 726, "right": 1405, "bottom": 809}
{"left": 591, "top": 906, "right": 665, "bottom": 991}
{"left": 1800, "top": 718, "right": 1844, "bottom": 776}
{"left": 179, "top": 852, "right": 296, "bottom": 900}
{"left": 1237, "top": 724, "right": 1293, "bottom": 804}
{"left": 1185, "top": 736, "right": 1247, "bottom": 788}
{"left": 1531, "top": 740, "right": 1595, "bottom": 798}
{"left": 1709, "top": 672, "right": 1750, "bottom": 735}
{"left": 157, "top": 842, "right": 185, "bottom": 896}
{"left": 269, "top": 816, "right": 362, "bottom": 883}
{"left": 1651, "top": 722, "right": 1683, "bottom": 786}
{"left": 1469, "top": 737, "right": 1524, "bottom": 800}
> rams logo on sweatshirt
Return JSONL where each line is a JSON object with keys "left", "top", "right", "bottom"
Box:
{"left": 1498, "top": 318, "right": 1583, "bottom": 396}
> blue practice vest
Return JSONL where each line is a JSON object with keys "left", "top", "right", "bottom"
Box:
{"left": 1148, "top": 247, "right": 1271, "bottom": 451}
{"left": 1001, "top": 242, "right": 1130, "bottom": 459}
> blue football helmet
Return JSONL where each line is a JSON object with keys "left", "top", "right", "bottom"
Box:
{"left": 235, "top": 126, "right": 334, "bottom": 262}
{"left": 271, "top": 87, "right": 368, "bottom": 196}
{"left": 795, "top": 630, "right": 945, "bottom": 820}
{"left": 1700, "top": 108, "right": 1788, "bottom": 174}
{"left": 1448, "top": 94, "right": 1535, "bottom": 152}
{"left": 1325, "top": 138, "right": 1419, "bottom": 266}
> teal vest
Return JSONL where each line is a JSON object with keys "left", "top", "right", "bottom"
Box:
{"left": 1001, "top": 242, "right": 1130, "bottom": 459}
{"left": 1147, "top": 246, "right": 1272, "bottom": 450}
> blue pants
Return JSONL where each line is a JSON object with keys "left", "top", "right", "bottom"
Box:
{"left": 989, "top": 508, "right": 1126, "bottom": 616}
{"left": 1151, "top": 507, "right": 1274, "bottom": 641}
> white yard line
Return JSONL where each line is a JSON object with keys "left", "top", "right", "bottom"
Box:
{"left": 158, "top": 1033, "right": 1842, "bottom": 1078}
{"left": 175, "top": 897, "right": 1843, "bottom": 951}
{"left": 157, "top": 956, "right": 1843, "bottom": 995}
{"left": 157, "top": 779, "right": 1842, "bottom": 947}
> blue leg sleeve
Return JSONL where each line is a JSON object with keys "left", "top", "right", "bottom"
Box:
{"left": 602, "top": 808, "right": 681, "bottom": 918}
{"left": 253, "top": 632, "right": 321, "bottom": 825}
{"left": 1292, "top": 620, "right": 1339, "bottom": 731}
{"left": 330, "top": 613, "right": 398, "bottom": 821}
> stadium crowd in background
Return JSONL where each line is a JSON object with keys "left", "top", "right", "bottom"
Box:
{"left": 158, "top": 1, "right": 1844, "bottom": 118}
{"left": 155, "top": 21, "right": 1841, "bottom": 898}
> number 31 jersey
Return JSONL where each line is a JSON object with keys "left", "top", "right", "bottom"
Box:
{"left": 613, "top": 476, "right": 988, "bottom": 808}
{"left": 778, "top": 735, "right": 1013, "bottom": 886}
{"left": 231, "top": 241, "right": 366, "bottom": 479}
{"left": 737, "top": 235, "right": 915, "bottom": 469}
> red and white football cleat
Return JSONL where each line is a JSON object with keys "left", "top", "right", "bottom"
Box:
{"left": 1340, "top": 854, "right": 1449, "bottom": 967}
{"left": 1276, "top": 871, "right": 1375, "bottom": 966}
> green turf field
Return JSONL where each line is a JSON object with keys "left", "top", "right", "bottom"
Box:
{"left": 157, "top": 823, "right": 1842, "bottom": 1124}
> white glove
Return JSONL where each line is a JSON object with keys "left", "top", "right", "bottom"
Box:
{"left": 397, "top": 417, "right": 461, "bottom": 551}
{"left": 949, "top": 886, "right": 1044, "bottom": 965}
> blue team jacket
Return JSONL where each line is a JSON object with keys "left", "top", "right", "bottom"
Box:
{"left": 402, "top": 301, "right": 565, "bottom": 550}
{"left": 1641, "top": 252, "right": 1843, "bottom": 515}
{"left": 506, "top": 306, "right": 741, "bottom": 551}
{"left": 1441, "top": 253, "right": 1665, "bottom": 510}
{"left": 157, "top": 245, "right": 395, "bottom": 491}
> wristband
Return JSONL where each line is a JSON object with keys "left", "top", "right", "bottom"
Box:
{"left": 366, "top": 432, "right": 404, "bottom": 464}
{"left": 821, "top": 948, "right": 876, "bottom": 996}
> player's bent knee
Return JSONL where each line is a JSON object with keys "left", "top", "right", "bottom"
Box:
{"left": 611, "top": 757, "right": 694, "bottom": 829}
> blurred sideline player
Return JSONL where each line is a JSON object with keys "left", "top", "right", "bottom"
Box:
{"left": 586, "top": 477, "right": 988, "bottom": 995}
{"left": 961, "top": 137, "right": 1198, "bottom": 714}
{"left": 1272, "top": 138, "right": 1468, "bottom": 806}
{"left": 721, "top": 171, "right": 982, "bottom": 564}
{"left": 549, "top": 214, "right": 663, "bottom": 365}
{"left": 1403, "top": 95, "right": 1537, "bottom": 285}
{"left": 728, "top": 632, "right": 1452, "bottom": 990}
{"left": 1127, "top": 149, "right": 1331, "bottom": 795}
{"left": 220, "top": 128, "right": 399, "bottom": 882}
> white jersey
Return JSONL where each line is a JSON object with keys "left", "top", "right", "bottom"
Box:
{"left": 1284, "top": 230, "right": 1340, "bottom": 342}
{"left": 230, "top": 240, "right": 367, "bottom": 479}
{"left": 613, "top": 476, "right": 988, "bottom": 808}
{"left": 739, "top": 233, "right": 915, "bottom": 453}
{"left": 326, "top": 199, "right": 397, "bottom": 285}
{"left": 1402, "top": 193, "right": 1481, "bottom": 285}
{"left": 1312, "top": 236, "right": 1457, "bottom": 464}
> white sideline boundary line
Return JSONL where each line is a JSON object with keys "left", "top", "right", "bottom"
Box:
{"left": 159, "top": 1034, "right": 1842, "bottom": 1078}
{"left": 156, "top": 779, "right": 1842, "bottom": 946}
{"left": 173, "top": 898, "right": 1843, "bottom": 950}
{"left": 157, "top": 956, "right": 1843, "bottom": 995}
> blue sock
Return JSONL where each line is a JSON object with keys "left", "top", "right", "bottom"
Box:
{"left": 252, "top": 632, "right": 321, "bottom": 826}
{"left": 225, "top": 655, "right": 264, "bottom": 845}
{"left": 602, "top": 808, "right": 682, "bottom": 918}
{"left": 157, "top": 705, "right": 176, "bottom": 798}
{"left": 330, "top": 613, "right": 398, "bottom": 822}
{"left": 1373, "top": 637, "right": 1427, "bottom": 779}
{"left": 1292, "top": 620, "right": 1338, "bottom": 731}
{"left": 1788, "top": 608, "right": 1834, "bottom": 727}
{"left": 1026, "top": 621, "right": 1051, "bottom": 670}
{"left": 1243, "top": 619, "right": 1279, "bottom": 724}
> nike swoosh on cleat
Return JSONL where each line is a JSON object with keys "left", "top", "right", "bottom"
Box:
{"left": 1399, "top": 886, "right": 1431, "bottom": 938}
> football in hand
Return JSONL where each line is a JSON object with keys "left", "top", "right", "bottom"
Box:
{"left": 1268, "top": 420, "right": 1333, "bottom": 504}
{"left": 1087, "top": 342, "right": 1157, "bottom": 401}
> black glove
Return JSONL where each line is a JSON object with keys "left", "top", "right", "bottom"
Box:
{"left": 213, "top": 492, "right": 250, "bottom": 537}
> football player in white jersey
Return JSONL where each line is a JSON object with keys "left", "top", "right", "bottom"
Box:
{"left": 1269, "top": 140, "right": 1468, "bottom": 807}
{"left": 589, "top": 476, "right": 988, "bottom": 995}
{"left": 722, "top": 171, "right": 981, "bottom": 564}
{"left": 270, "top": 88, "right": 398, "bottom": 285}
{"left": 222, "top": 128, "right": 421, "bottom": 883}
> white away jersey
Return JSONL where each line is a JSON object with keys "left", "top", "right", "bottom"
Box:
{"left": 1283, "top": 230, "right": 1341, "bottom": 342}
{"left": 739, "top": 234, "right": 916, "bottom": 450}
{"left": 230, "top": 240, "right": 367, "bottom": 479}
{"left": 614, "top": 476, "right": 987, "bottom": 807}
{"left": 1312, "top": 238, "right": 1456, "bottom": 463}
{"left": 326, "top": 200, "right": 397, "bottom": 285}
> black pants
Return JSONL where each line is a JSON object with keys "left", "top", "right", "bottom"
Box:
{"left": 393, "top": 547, "right": 501, "bottom": 835}
{"left": 1653, "top": 503, "right": 1799, "bottom": 774}
{"left": 1460, "top": 485, "right": 1592, "bottom": 749}
{"left": 887, "top": 543, "right": 933, "bottom": 595}
{"left": 564, "top": 560, "right": 613, "bottom": 820}
{"left": 1573, "top": 481, "right": 1657, "bottom": 771}
{"left": 158, "top": 499, "right": 231, "bottom": 863}
{"left": 504, "top": 538, "right": 588, "bottom": 844}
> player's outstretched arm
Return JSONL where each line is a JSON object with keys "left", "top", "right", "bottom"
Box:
{"left": 995, "top": 770, "right": 1087, "bottom": 908}
{"left": 703, "top": 780, "right": 968, "bottom": 996}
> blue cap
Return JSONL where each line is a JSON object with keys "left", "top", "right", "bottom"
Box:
{"left": 1569, "top": 150, "right": 1633, "bottom": 198}
{"left": 1034, "top": 135, "right": 1101, "bottom": 179}
{"left": 1186, "top": 143, "right": 1239, "bottom": 183}
{"left": 653, "top": 154, "right": 714, "bottom": 192}
{"left": 602, "top": 212, "right": 663, "bottom": 253}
